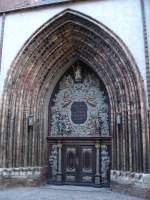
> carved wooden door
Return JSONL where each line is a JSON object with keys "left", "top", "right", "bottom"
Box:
{"left": 62, "top": 146, "right": 77, "bottom": 183}
{"left": 62, "top": 145, "right": 95, "bottom": 185}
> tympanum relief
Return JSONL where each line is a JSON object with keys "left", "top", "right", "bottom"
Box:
{"left": 50, "top": 65, "right": 109, "bottom": 137}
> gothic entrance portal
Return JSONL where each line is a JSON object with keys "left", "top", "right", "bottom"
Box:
{"left": 47, "top": 62, "right": 111, "bottom": 186}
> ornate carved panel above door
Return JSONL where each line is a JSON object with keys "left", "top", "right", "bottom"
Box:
{"left": 50, "top": 63, "right": 110, "bottom": 137}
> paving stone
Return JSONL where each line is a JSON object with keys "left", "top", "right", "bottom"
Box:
{"left": 0, "top": 185, "right": 144, "bottom": 200}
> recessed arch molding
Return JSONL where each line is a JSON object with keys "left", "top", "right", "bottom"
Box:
{"left": 0, "top": 9, "right": 149, "bottom": 178}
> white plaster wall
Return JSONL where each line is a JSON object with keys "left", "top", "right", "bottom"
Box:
{"left": 0, "top": 0, "right": 146, "bottom": 96}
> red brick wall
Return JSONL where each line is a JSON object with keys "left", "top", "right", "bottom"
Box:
{"left": 0, "top": 0, "right": 32, "bottom": 11}
{"left": 0, "top": 0, "right": 83, "bottom": 12}
{"left": 111, "top": 182, "right": 150, "bottom": 200}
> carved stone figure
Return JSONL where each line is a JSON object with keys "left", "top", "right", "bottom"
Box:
{"left": 55, "top": 114, "right": 65, "bottom": 135}
{"left": 74, "top": 65, "right": 82, "bottom": 82}
{"left": 64, "top": 113, "right": 72, "bottom": 135}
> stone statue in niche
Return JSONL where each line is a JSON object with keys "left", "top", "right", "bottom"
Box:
{"left": 95, "top": 116, "right": 100, "bottom": 135}
{"left": 73, "top": 64, "right": 82, "bottom": 83}
{"left": 63, "top": 113, "right": 72, "bottom": 135}
{"left": 55, "top": 113, "right": 65, "bottom": 135}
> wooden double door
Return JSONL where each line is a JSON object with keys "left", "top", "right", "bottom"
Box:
{"left": 62, "top": 145, "right": 96, "bottom": 185}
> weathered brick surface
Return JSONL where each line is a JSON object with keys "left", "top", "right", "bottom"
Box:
{"left": 0, "top": 0, "right": 75, "bottom": 12}
{"left": 0, "top": 9, "right": 148, "bottom": 172}
{"left": 111, "top": 183, "right": 150, "bottom": 199}
{"left": 0, "top": 178, "right": 44, "bottom": 187}
{"left": 0, "top": 0, "right": 33, "bottom": 11}
{"left": 0, "top": 9, "right": 149, "bottom": 200}
{"left": 0, "top": 167, "right": 48, "bottom": 188}
{"left": 111, "top": 170, "right": 150, "bottom": 199}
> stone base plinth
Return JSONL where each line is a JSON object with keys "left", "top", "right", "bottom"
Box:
{"left": 0, "top": 167, "right": 48, "bottom": 187}
{"left": 111, "top": 170, "right": 150, "bottom": 199}
{"left": 56, "top": 173, "right": 62, "bottom": 183}
{"left": 95, "top": 174, "right": 101, "bottom": 185}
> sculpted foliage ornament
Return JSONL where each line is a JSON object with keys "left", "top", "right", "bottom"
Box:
{"left": 101, "top": 144, "right": 110, "bottom": 182}
{"left": 50, "top": 67, "right": 109, "bottom": 137}
{"left": 49, "top": 145, "right": 58, "bottom": 178}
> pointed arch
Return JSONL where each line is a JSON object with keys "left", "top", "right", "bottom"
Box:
{"left": 0, "top": 9, "right": 148, "bottom": 173}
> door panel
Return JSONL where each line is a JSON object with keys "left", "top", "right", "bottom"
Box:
{"left": 66, "top": 148, "right": 76, "bottom": 172}
{"left": 80, "top": 146, "right": 95, "bottom": 183}
{"left": 63, "top": 146, "right": 77, "bottom": 182}
{"left": 62, "top": 145, "right": 95, "bottom": 184}
{"left": 82, "top": 147, "right": 93, "bottom": 173}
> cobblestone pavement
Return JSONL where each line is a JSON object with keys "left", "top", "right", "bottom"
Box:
{"left": 0, "top": 185, "right": 144, "bottom": 200}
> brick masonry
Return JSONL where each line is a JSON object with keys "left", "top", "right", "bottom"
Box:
{"left": 0, "top": 167, "right": 48, "bottom": 187}
{"left": 0, "top": 8, "right": 149, "bottom": 199}
{"left": 0, "top": 168, "right": 150, "bottom": 199}
{"left": 140, "top": 0, "right": 150, "bottom": 108}
{"left": 111, "top": 170, "right": 150, "bottom": 199}
{"left": 0, "top": 0, "right": 78, "bottom": 13}
{"left": 0, "top": 8, "right": 148, "bottom": 171}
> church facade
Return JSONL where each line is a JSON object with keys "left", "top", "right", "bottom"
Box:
{"left": 0, "top": 0, "right": 150, "bottom": 198}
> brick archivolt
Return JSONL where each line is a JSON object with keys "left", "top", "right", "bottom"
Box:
{"left": 0, "top": 9, "right": 149, "bottom": 172}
